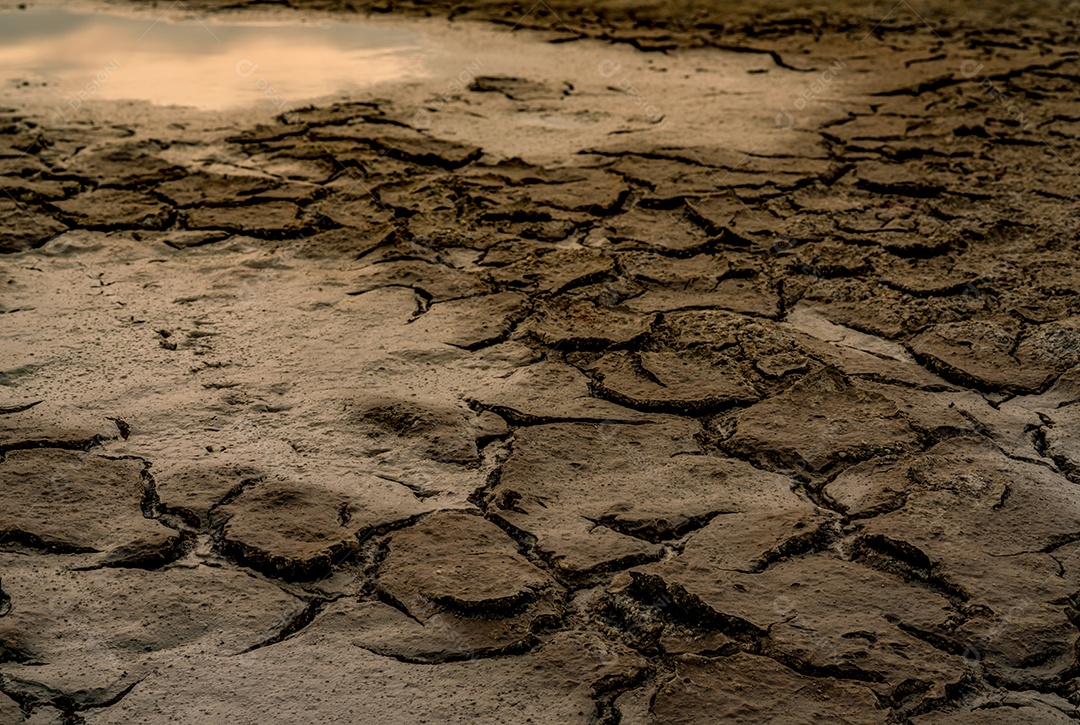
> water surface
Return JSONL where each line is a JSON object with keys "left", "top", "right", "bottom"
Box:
{"left": 0, "top": 7, "right": 428, "bottom": 111}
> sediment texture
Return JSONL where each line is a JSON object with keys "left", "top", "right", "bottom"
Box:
{"left": 1, "top": 1, "right": 1080, "bottom": 722}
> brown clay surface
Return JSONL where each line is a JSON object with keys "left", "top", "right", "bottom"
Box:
{"left": 2, "top": 0, "right": 1080, "bottom": 722}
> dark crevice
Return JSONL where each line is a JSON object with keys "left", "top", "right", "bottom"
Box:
{"left": 356, "top": 631, "right": 540, "bottom": 666}
{"left": 853, "top": 534, "right": 970, "bottom": 603}
{"left": 587, "top": 510, "right": 733, "bottom": 544}
{"left": 191, "top": 476, "right": 266, "bottom": 532}
{"left": 373, "top": 473, "right": 442, "bottom": 500}
{"left": 0, "top": 401, "right": 42, "bottom": 416}
{"left": 236, "top": 597, "right": 332, "bottom": 655}
{"left": 617, "top": 570, "right": 768, "bottom": 642}
{"left": 0, "top": 435, "right": 112, "bottom": 456}
{"left": 465, "top": 401, "right": 656, "bottom": 427}
{"left": 0, "top": 675, "right": 141, "bottom": 716}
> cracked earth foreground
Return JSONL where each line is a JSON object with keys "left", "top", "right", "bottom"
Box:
{"left": 2, "top": 0, "right": 1080, "bottom": 722}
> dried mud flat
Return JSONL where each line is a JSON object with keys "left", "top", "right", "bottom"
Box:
{"left": 2, "top": 0, "right": 1080, "bottom": 723}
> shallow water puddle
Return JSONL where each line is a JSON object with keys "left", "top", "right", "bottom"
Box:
{"left": 0, "top": 6, "right": 429, "bottom": 113}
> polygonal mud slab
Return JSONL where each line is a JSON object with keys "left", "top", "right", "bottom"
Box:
{"left": 651, "top": 652, "right": 887, "bottom": 724}
{"left": 378, "top": 511, "right": 558, "bottom": 615}
{"left": 471, "top": 165, "right": 628, "bottom": 215}
{"left": 853, "top": 159, "right": 948, "bottom": 197}
{"left": 184, "top": 201, "right": 306, "bottom": 237}
{"left": 347, "top": 397, "right": 509, "bottom": 467}
{"left": 684, "top": 192, "right": 784, "bottom": 238}
{"left": 782, "top": 304, "right": 952, "bottom": 389}
{"left": 629, "top": 310, "right": 820, "bottom": 393}
{"left": 49, "top": 189, "right": 170, "bottom": 230}
{"left": 832, "top": 437, "right": 1080, "bottom": 554}
{"left": 795, "top": 331, "right": 943, "bottom": 387}
{"left": 484, "top": 420, "right": 829, "bottom": 579}
{"left": 314, "top": 599, "right": 538, "bottom": 663}
{"left": 911, "top": 317, "right": 1080, "bottom": 393}
{"left": 82, "top": 629, "right": 644, "bottom": 725}
{"left": 484, "top": 248, "right": 614, "bottom": 294}
{"left": 241, "top": 147, "right": 341, "bottom": 183}
{"left": 0, "top": 174, "right": 78, "bottom": 205}
{"left": 608, "top": 156, "right": 790, "bottom": 205}
{"left": 513, "top": 169, "right": 628, "bottom": 214}
{"left": 603, "top": 207, "right": 714, "bottom": 254}
{"left": 621, "top": 250, "right": 731, "bottom": 283}
{"left": 648, "top": 308, "right": 750, "bottom": 348}
{"left": 486, "top": 213, "right": 586, "bottom": 245}
{"left": 306, "top": 193, "right": 393, "bottom": 232}
{"left": 0, "top": 449, "right": 180, "bottom": 563}
{"left": 624, "top": 273, "right": 780, "bottom": 317}
{"left": 408, "top": 292, "right": 527, "bottom": 350}
{"left": 783, "top": 240, "right": 873, "bottom": 277}
{"left": 153, "top": 173, "right": 281, "bottom": 207}
{"left": 478, "top": 238, "right": 559, "bottom": 267}
{"left": 589, "top": 349, "right": 759, "bottom": 413}
{"left": 875, "top": 251, "right": 982, "bottom": 295}
{"left": 466, "top": 358, "right": 654, "bottom": 424}
{"left": 799, "top": 277, "right": 976, "bottom": 339}
{"left": 524, "top": 297, "right": 654, "bottom": 350}
{"left": 847, "top": 382, "right": 982, "bottom": 446}
{"left": 833, "top": 438, "right": 1080, "bottom": 682}
{"left": 309, "top": 125, "right": 482, "bottom": 169}
{"left": 0, "top": 554, "right": 303, "bottom": 708}
{"left": 369, "top": 173, "right": 463, "bottom": 218}
{"left": 374, "top": 512, "right": 562, "bottom": 657}
{"left": 60, "top": 145, "right": 185, "bottom": 187}
{"left": 717, "top": 367, "right": 920, "bottom": 472}
{"left": 1004, "top": 366, "right": 1080, "bottom": 415}
{"left": 0, "top": 145, "right": 49, "bottom": 178}
{"left": 216, "top": 479, "right": 430, "bottom": 580}
{"left": 286, "top": 225, "right": 391, "bottom": 259}
{"left": 0, "top": 198, "right": 68, "bottom": 253}
{"left": 153, "top": 462, "right": 264, "bottom": 528}
{"left": 624, "top": 554, "right": 967, "bottom": 703}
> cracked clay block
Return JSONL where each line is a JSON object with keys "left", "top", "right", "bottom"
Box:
{"left": 0, "top": 553, "right": 303, "bottom": 707}
{"left": 217, "top": 479, "right": 430, "bottom": 580}
{"left": 651, "top": 652, "right": 887, "bottom": 724}
{"left": 378, "top": 511, "right": 557, "bottom": 614}
{"left": 0, "top": 198, "right": 68, "bottom": 252}
{"left": 523, "top": 297, "right": 654, "bottom": 350}
{"left": 719, "top": 367, "right": 920, "bottom": 472}
{"left": 911, "top": 318, "right": 1080, "bottom": 394}
{"left": 485, "top": 420, "right": 829, "bottom": 577}
{"left": 0, "top": 449, "right": 180, "bottom": 562}
{"left": 627, "top": 554, "right": 967, "bottom": 704}
{"left": 50, "top": 189, "right": 170, "bottom": 229}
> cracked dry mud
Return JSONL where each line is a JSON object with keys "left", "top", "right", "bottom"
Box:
{"left": 2, "top": 0, "right": 1080, "bottom": 722}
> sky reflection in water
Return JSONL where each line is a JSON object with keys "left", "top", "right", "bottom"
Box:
{"left": 0, "top": 8, "right": 428, "bottom": 110}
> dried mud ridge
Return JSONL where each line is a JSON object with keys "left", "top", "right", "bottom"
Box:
{"left": 3, "top": 7, "right": 1080, "bottom": 724}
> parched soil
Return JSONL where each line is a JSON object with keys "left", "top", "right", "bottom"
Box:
{"left": 2, "top": 0, "right": 1080, "bottom": 722}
